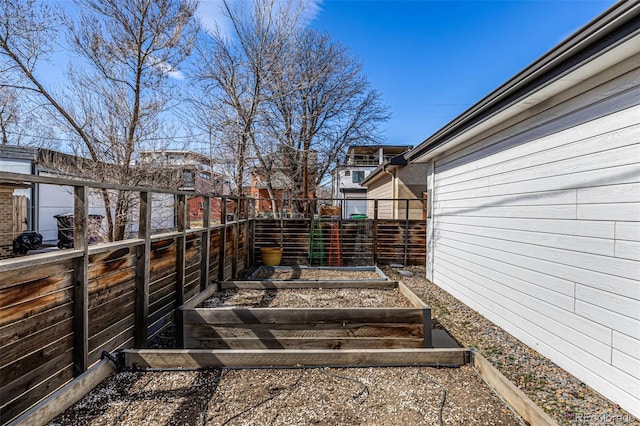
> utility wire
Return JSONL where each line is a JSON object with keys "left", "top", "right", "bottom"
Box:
{"left": 419, "top": 366, "right": 447, "bottom": 426}
{"left": 218, "top": 367, "right": 307, "bottom": 426}
{"left": 111, "top": 374, "right": 156, "bottom": 426}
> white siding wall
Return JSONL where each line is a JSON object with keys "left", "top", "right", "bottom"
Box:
{"left": 430, "top": 64, "right": 640, "bottom": 416}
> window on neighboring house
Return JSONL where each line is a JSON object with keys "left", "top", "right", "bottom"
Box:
{"left": 352, "top": 171, "right": 365, "bottom": 183}
{"left": 183, "top": 170, "right": 195, "bottom": 187}
{"left": 344, "top": 170, "right": 351, "bottom": 176}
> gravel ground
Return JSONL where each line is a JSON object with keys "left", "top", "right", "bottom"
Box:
{"left": 49, "top": 365, "right": 523, "bottom": 426}
{"left": 47, "top": 266, "right": 638, "bottom": 425}
{"left": 383, "top": 265, "right": 639, "bottom": 426}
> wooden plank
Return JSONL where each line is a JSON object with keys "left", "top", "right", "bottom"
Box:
{"left": 0, "top": 260, "right": 74, "bottom": 290}
{"left": 88, "top": 273, "right": 135, "bottom": 308}
{"left": 0, "top": 334, "right": 74, "bottom": 386}
{"left": 122, "top": 348, "right": 469, "bottom": 368}
{"left": 1, "top": 318, "right": 73, "bottom": 369}
{"left": 186, "top": 337, "right": 424, "bottom": 350}
{"left": 472, "top": 351, "right": 558, "bottom": 426}
{"left": 88, "top": 294, "right": 135, "bottom": 336}
{"left": 183, "top": 307, "right": 424, "bottom": 325}
{"left": 88, "top": 247, "right": 133, "bottom": 274}
{"left": 72, "top": 185, "right": 89, "bottom": 377}
{"left": 0, "top": 287, "right": 73, "bottom": 326}
{"left": 397, "top": 281, "right": 428, "bottom": 308}
{"left": 0, "top": 251, "right": 79, "bottom": 276}
{"left": 187, "top": 322, "right": 423, "bottom": 338}
{"left": 1, "top": 363, "right": 74, "bottom": 425}
{"left": 0, "top": 273, "right": 73, "bottom": 312}
{"left": 219, "top": 280, "right": 396, "bottom": 290}
{"left": 0, "top": 303, "right": 73, "bottom": 347}
{"left": 88, "top": 328, "right": 135, "bottom": 365}
{"left": 1, "top": 349, "right": 73, "bottom": 410}
{"left": 89, "top": 313, "right": 135, "bottom": 352}
{"left": 4, "top": 358, "right": 115, "bottom": 426}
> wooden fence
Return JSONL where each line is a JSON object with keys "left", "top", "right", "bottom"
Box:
{"left": 0, "top": 172, "right": 426, "bottom": 424}
{"left": 253, "top": 217, "right": 426, "bottom": 266}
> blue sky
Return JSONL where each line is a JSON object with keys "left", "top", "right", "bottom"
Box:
{"left": 42, "top": 0, "right": 619, "bottom": 150}
{"left": 306, "top": 0, "right": 619, "bottom": 146}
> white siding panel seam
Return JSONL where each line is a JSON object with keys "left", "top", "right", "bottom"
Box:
{"left": 435, "top": 249, "right": 611, "bottom": 344}
{"left": 437, "top": 225, "right": 613, "bottom": 259}
{"left": 438, "top": 229, "right": 640, "bottom": 282}
{"left": 436, "top": 238, "right": 575, "bottom": 295}
{"left": 435, "top": 216, "right": 615, "bottom": 239}
{"left": 577, "top": 202, "right": 640, "bottom": 222}
{"left": 433, "top": 262, "right": 613, "bottom": 361}
{"left": 433, "top": 267, "right": 640, "bottom": 399}
{"left": 612, "top": 331, "right": 640, "bottom": 361}
{"left": 435, "top": 221, "right": 615, "bottom": 257}
{"left": 436, "top": 235, "right": 639, "bottom": 300}
{"left": 575, "top": 299, "right": 640, "bottom": 340}
{"left": 436, "top": 122, "right": 640, "bottom": 189}
{"left": 615, "top": 222, "right": 640, "bottom": 242}
{"left": 576, "top": 284, "right": 640, "bottom": 321}
{"left": 435, "top": 89, "right": 640, "bottom": 172}
{"left": 436, "top": 247, "right": 574, "bottom": 311}
{"left": 614, "top": 239, "right": 640, "bottom": 261}
{"left": 436, "top": 163, "right": 640, "bottom": 200}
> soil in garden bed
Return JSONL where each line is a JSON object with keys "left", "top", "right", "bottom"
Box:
{"left": 48, "top": 365, "right": 522, "bottom": 425}
{"left": 198, "top": 287, "right": 414, "bottom": 308}
{"left": 252, "top": 267, "right": 383, "bottom": 281}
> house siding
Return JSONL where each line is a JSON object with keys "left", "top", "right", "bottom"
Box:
{"left": 429, "top": 57, "right": 640, "bottom": 417}
{"left": 366, "top": 174, "right": 393, "bottom": 219}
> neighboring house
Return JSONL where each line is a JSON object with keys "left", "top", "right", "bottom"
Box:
{"left": 331, "top": 145, "right": 412, "bottom": 218}
{"left": 406, "top": 1, "right": 639, "bottom": 417}
{"left": 0, "top": 146, "right": 107, "bottom": 244}
{"left": 360, "top": 154, "right": 429, "bottom": 220}
{"left": 246, "top": 150, "right": 318, "bottom": 218}
{"left": 138, "top": 150, "right": 230, "bottom": 224}
{"left": 0, "top": 147, "right": 229, "bottom": 251}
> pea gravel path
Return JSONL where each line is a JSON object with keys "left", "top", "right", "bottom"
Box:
{"left": 383, "top": 266, "right": 639, "bottom": 426}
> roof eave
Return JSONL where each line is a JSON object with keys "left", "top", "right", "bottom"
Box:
{"left": 407, "top": 1, "right": 640, "bottom": 163}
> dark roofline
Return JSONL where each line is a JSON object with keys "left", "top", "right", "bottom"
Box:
{"left": 406, "top": 1, "right": 640, "bottom": 163}
{"left": 359, "top": 153, "right": 408, "bottom": 186}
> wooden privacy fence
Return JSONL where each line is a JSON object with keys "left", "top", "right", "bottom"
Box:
{"left": 253, "top": 207, "right": 427, "bottom": 267}
{"left": 0, "top": 172, "right": 251, "bottom": 424}
{"left": 0, "top": 172, "right": 427, "bottom": 424}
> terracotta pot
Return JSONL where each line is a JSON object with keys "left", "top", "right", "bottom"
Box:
{"left": 260, "top": 247, "right": 283, "bottom": 266}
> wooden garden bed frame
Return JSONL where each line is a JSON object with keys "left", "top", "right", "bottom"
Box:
{"left": 8, "top": 348, "right": 558, "bottom": 426}
{"left": 177, "top": 276, "right": 433, "bottom": 350}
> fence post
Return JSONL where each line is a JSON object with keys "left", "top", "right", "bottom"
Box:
{"left": 135, "top": 190, "right": 151, "bottom": 347}
{"left": 404, "top": 199, "right": 409, "bottom": 266}
{"left": 233, "top": 197, "right": 239, "bottom": 278}
{"left": 72, "top": 185, "right": 88, "bottom": 376}
{"left": 175, "top": 194, "right": 186, "bottom": 347}
{"left": 218, "top": 198, "right": 227, "bottom": 281}
{"left": 249, "top": 198, "right": 256, "bottom": 268}
{"left": 423, "top": 306, "right": 433, "bottom": 348}
{"left": 373, "top": 199, "right": 378, "bottom": 265}
{"left": 200, "top": 196, "right": 211, "bottom": 291}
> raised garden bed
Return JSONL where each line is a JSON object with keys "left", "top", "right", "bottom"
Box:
{"left": 178, "top": 267, "right": 432, "bottom": 350}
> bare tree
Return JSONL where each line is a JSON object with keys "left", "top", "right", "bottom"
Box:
{"left": 190, "top": 0, "right": 307, "bottom": 205}
{"left": 0, "top": 86, "right": 17, "bottom": 144}
{"left": 265, "top": 29, "right": 389, "bottom": 202}
{"left": 191, "top": 0, "right": 388, "bottom": 212}
{"left": 0, "top": 0, "right": 198, "bottom": 240}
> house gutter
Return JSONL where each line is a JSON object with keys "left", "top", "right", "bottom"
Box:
{"left": 359, "top": 154, "right": 408, "bottom": 187}
{"left": 406, "top": 0, "right": 640, "bottom": 164}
